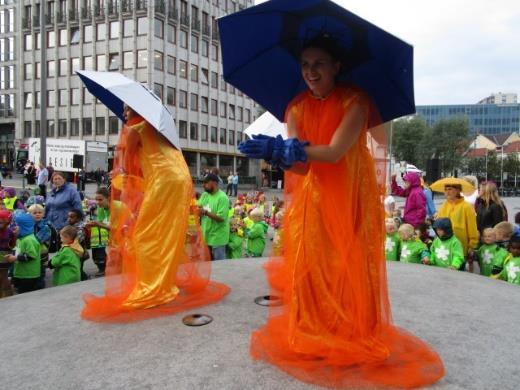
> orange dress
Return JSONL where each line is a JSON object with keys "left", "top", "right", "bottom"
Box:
{"left": 82, "top": 116, "right": 230, "bottom": 322}
{"left": 250, "top": 86, "right": 445, "bottom": 388}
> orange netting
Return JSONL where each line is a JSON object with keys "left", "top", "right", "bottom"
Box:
{"left": 250, "top": 85, "right": 445, "bottom": 388}
{"left": 81, "top": 116, "right": 230, "bottom": 323}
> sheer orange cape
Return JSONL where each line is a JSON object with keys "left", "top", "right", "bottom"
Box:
{"left": 81, "top": 117, "right": 230, "bottom": 322}
{"left": 250, "top": 86, "right": 445, "bottom": 388}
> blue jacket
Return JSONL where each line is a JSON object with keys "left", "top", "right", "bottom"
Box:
{"left": 423, "top": 188, "right": 436, "bottom": 218}
{"left": 34, "top": 218, "right": 51, "bottom": 245}
{"left": 45, "top": 184, "right": 82, "bottom": 230}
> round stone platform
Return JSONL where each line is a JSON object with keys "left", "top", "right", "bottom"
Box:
{"left": 1, "top": 259, "right": 519, "bottom": 390}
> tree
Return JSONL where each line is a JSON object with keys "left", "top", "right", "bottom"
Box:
{"left": 390, "top": 117, "right": 428, "bottom": 168}
{"left": 503, "top": 153, "right": 520, "bottom": 184}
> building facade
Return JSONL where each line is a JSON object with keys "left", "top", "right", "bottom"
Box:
{"left": 416, "top": 102, "right": 520, "bottom": 136}
{"left": 4, "top": 0, "right": 258, "bottom": 177}
{"left": 478, "top": 92, "right": 517, "bottom": 105}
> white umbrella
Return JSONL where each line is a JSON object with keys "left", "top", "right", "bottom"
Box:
{"left": 243, "top": 111, "right": 288, "bottom": 140}
{"left": 76, "top": 70, "right": 180, "bottom": 150}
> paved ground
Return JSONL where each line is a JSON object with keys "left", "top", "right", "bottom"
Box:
{"left": 1, "top": 259, "right": 519, "bottom": 390}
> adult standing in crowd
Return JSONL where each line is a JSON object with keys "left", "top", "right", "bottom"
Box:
{"left": 37, "top": 163, "right": 48, "bottom": 200}
{"left": 46, "top": 163, "right": 54, "bottom": 182}
{"left": 391, "top": 172, "right": 426, "bottom": 227}
{"left": 232, "top": 172, "right": 239, "bottom": 197}
{"left": 45, "top": 172, "right": 82, "bottom": 232}
{"left": 462, "top": 175, "right": 479, "bottom": 206}
{"left": 475, "top": 181, "right": 507, "bottom": 234}
{"left": 226, "top": 171, "right": 234, "bottom": 196}
{"left": 198, "top": 173, "right": 230, "bottom": 260}
{"left": 26, "top": 162, "right": 36, "bottom": 185}
{"left": 436, "top": 182, "right": 479, "bottom": 267}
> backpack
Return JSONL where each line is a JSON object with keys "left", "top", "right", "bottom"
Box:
{"left": 47, "top": 223, "right": 60, "bottom": 253}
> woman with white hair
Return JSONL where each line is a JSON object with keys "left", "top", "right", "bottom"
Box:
{"left": 462, "top": 175, "right": 479, "bottom": 206}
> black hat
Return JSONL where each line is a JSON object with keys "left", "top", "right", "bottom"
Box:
{"left": 203, "top": 173, "right": 220, "bottom": 183}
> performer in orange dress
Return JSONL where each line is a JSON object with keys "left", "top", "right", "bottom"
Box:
{"left": 240, "top": 36, "right": 444, "bottom": 388}
{"left": 82, "top": 105, "right": 230, "bottom": 322}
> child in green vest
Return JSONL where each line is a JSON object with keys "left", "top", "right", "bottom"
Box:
{"left": 493, "top": 236, "right": 520, "bottom": 285}
{"left": 227, "top": 218, "right": 244, "bottom": 259}
{"left": 397, "top": 223, "right": 429, "bottom": 264}
{"left": 476, "top": 228, "right": 509, "bottom": 277}
{"left": 385, "top": 218, "right": 400, "bottom": 261}
{"left": 49, "top": 226, "right": 82, "bottom": 286}
{"left": 246, "top": 208, "right": 269, "bottom": 257}
{"left": 86, "top": 187, "right": 110, "bottom": 276}
{"left": 4, "top": 213, "right": 41, "bottom": 293}
{"left": 426, "top": 218, "right": 464, "bottom": 270}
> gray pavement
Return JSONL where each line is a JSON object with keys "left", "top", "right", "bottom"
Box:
{"left": 1, "top": 259, "right": 519, "bottom": 390}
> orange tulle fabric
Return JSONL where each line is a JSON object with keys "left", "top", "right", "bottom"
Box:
{"left": 250, "top": 86, "right": 445, "bottom": 388}
{"left": 81, "top": 117, "right": 230, "bottom": 323}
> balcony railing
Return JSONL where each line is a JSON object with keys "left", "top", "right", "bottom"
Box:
{"left": 94, "top": 5, "right": 105, "bottom": 19}
{"left": 81, "top": 7, "right": 92, "bottom": 21}
{"left": 69, "top": 9, "right": 79, "bottom": 22}
{"left": 57, "top": 11, "right": 66, "bottom": 24}
{"left": 180, "top": 13, "right": 189, "bottom": 27}
{"left": 191, "top": 18, "right": 200, "bottom": 32}
{"left": 202, "top": 24, "right": 210, "bottom": 36}
{"left": 121, "top": 0, "right": 133, "bottom": 14}
{"left": 168, "top": 8, "right": 178, "bottom": 22}
{"left": 32, "top": 15, "right": 40, "bottom": 28}
{"left": 154, "top": 0, "right": 165, "bottom": 14}
{"left": 45, "top": 14, "right": 54, "bottom": 25}
{"left": 22, "top": 17, "right": 31, "bottom": 30}
{"left": 136, "top": 0, "right": 147, "bottom": 13}
{"left": 212, "top": 26, "right": 220, "bottom": 42}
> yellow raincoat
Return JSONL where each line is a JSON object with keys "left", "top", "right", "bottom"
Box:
{"left": 437, "top": 197, "right": 479, "bottom": 255}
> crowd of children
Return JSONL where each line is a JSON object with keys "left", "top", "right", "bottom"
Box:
{"left": 0, "top": 186, "right": 110, "bottom": 296}
{"left": 385, "top": 208, "right": 520, "bottom": 286}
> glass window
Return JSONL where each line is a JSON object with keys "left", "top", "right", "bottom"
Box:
{"left": 24, "top": 63, "right": 32, "bottom": 80}
{"left": 220, "top": 128, "right": 226, "bottom": 144}
{"left": 190, "top": 64, "right": 198, "bottom": 82}
{"left": 109, "top": 53, "right": 120, "bottom": 71}
{"left": 123, "top": 51, "right": 133, "bottom": 69}
{"left": 71, "top": 57, "right": 80, "bottom": 73}
{"left": 24, "top": 34, "right": 32, "bottom": 51}
{"left": 24, "top": 121, "right": 32, "bottom": 138}
{"left": 229, "top": 104, "right": 235, "bottom": 120}
{"left": 178, "top": 120, "right": 187, "bottom": 139}
{"left": 47, "top": 90, "right": 55, "bottom": 107}
{"left": 220, "top": 76, "right": 226, "bottom": 91}
{"left": 47, "top": 30, "right": 55, "bottom": 48}
{"left": 220, "top": 102, "right": 227, "bottom": 118}
{"left": 59, "top": 89, "right": 67, "bottom": 106}
{"left": 201, "top": 96, "right": 208, "bottom": 113}
{"left": 71, "top": 28, "right": 80, "bottom": 44}
{"left": 201, "top": 124, "right": 208, "bottom": 142}
{"left": 137, "top": 50, "right": 147, "bottom": 68}
{"left": 179, "top": 60, "right": 187, "bottom": 78}
{"left": 35, "top": 91, "right": 40, "bottom": 108}
{"left": 191, "top": 34, "right": 198, "bottom": 53}
{"left": 180, "top": 30, "right": 187, "bottom": 48}
{"left": 201, "top": 68, "right": 209, "bottom": 85}
{"left": 123, "top": 19, "right": 133, "bottom": 37}
{"left": 211, "top": 99, "right": 217, "bottom": 115}
{"left": 167, "top": 87, "right": 175, "bottom": 106}
{"left": 70, "top": 119, "right": 79, "bottom": 136}
{"left": 245, "top": 108, "right": 251, "bottom": 123}
{"left": 190, "top": 93, "right": 198, "bottom": 111}
{"left": 228, "top": 130, "right": 235, "bottom": 145}
{"left": 210, "top": 126, "right": 217, "bottom": 143}
{"left": 153, "top": 83, "right": 163, "bottom": 100}
{"left": 167, "top": 24, "right": 175, "bottom": 43}
{"left": 59, "top": 29, "right": 67, "bottom": 46}
{"left": 96, "top": 117, "right": 105, "bottom": 135}
{"left": 35, "top": 120, "right": 40, "bottom": 137}
{"left": 154, "top": 18, "right": 163, "bottom": 38}
{"left": 179, "top": 90, "right": 187, "bottom": 108}
{"left": 97, "top": 23, "right": 106, "bottom": 41}
{"left": 47, "top": 120, "right": 55, "bottom": 137}
{"left": 82, "top": 87, "right": 92, "bottom": 104}
{"left": 97, "top": 54, "right": 106, "bottom": 71}
{"left": 35, "top": 33, "right": 40, "bottom": 49}
{"left": 83, "top": 118, "right": 92, "bottom": 136}
{"left": 167, "top": 56, "right": 175, "bottom": 74}
{"left": 237, "top": 107, "right": 243, "bottom": 121}
{"left": 137, "top": 17, "right": 148, "bottom": 35}
{"left": 190, "top": 123, "right": 198, "bottom": 140}
{"left": 47, "top": 60, "right": 56, "bottom": 78}
{"left": 59, "top": 59, "right": 67, "bottom": 76}
{"left": 211, "top": 43, "right": 218, "bottom": 61}
{"left": 154, "top": 51, "right": 163, "bottom": 71}
{"left": 83, "top": 56, "right": 93, "bottom": 70}
{"left": 84, "top": 25, "right": 92, "bottom": 43}
{"left": 24, "top": 92, "right": 32, "bottom": 108}
{"left": 71, "top": 88, "right": 79, "bottom": 105}
{"left": 58, "top": 120, "right": 67, "bottom": 137}
{"left": 109, "top": 116, "right": 119, "bottom": 135}
{"left": 211, "top": 71, "right": 218, "bottom": 88}
{"left": 201, "top": 40, "right": 208, "bottom": 57}
{"left": 110, "top": 21, "right": 119, "bottom": 39}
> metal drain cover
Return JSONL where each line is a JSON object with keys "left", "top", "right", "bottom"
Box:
{"left": 182, "top": 314, "right": 213, "bottom": 326}
{"left": 254, "top": 295, "right": 282, "bottom": 307}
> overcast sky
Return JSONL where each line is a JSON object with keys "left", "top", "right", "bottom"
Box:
{"left": 254, "top": 0, "right": 520, "bottom": 105}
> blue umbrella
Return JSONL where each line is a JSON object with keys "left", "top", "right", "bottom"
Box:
{"left": 218, "top": 0, "right": 414, "bottom": 123}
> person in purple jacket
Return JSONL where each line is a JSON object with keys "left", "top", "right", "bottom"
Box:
{"left": 391, "top": 172, "right": 426, "bottom": 228}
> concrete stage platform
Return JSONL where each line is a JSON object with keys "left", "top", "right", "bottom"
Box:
{"left": 1, "top": 259, "right": 519, "bottom": 390}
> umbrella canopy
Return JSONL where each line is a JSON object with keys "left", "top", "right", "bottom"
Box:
{"left": 76, "top": 70, "right": 180, "bottom": 150}
{"left": 430, "top": 178, "right": 475, "bottom": 193}
{"left": 243, "top": 111, "right": 288, "bottom": 140}
{"left": 218, "top": 0, "right": 414, "bottom": 123}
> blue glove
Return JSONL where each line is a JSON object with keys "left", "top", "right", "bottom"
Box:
{"left": 238, "top": 135, "right": 309, "bottom": 169}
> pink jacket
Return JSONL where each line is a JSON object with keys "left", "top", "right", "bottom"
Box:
{"left": 391, "top": 172, "right": 426, "bottom": 227}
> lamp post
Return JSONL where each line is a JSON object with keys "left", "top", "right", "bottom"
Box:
{"left": 500, "top": 146, "right": 504, "bottom": 190}
{"left": 39, "top": 2, "right": 47, "bottom": 165}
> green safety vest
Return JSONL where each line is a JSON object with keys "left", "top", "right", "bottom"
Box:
{"left": 3, "top": 197, "right": 17, "bottom": 211}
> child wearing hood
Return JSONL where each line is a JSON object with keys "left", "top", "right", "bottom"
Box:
{"left": 4, "top": 213, "right": 41, "bottom": 293}
{"left": 398, "top": 223, "right": 430, "bottom": 264}
{"left": 48, "top": 226, "right": 82, "bottom": 286}
{"left": 246, "top": 208, "right": 269, "bottom": 257}
{"left": 27, "top": 204, "right": 52, "bottom": 289}
{"left": 493, "top": 236, "right": 520, "bottom": 285}
{"left": 2, "top": 187, "right": 25, "bottom": 211}
{"left": 426, "top": 218, "right": 464, "bottom": 270}
{"left": 476, "top": 228, "right": 509, "bottom": 277}
{"left": 385, "top": 218, "right": 400, "bottom": 261}
{"left": 391, "top": 172, "right": 426, "bottom": 228}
